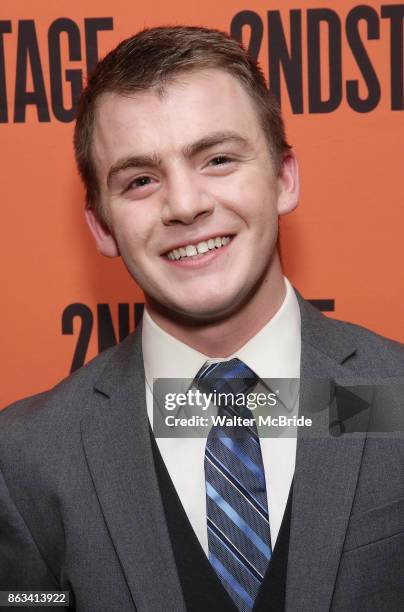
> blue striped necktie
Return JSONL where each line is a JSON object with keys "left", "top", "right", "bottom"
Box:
{"left": 195, "top": 358, "right": 272, "bottom": 611}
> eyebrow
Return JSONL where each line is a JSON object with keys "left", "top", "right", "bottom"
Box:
{"left": 106, "top": 131, "right": 250, "bottom": 187}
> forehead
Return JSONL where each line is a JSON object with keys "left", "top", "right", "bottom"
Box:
{"left": 92, "top": 69, "right": 264, "bottom": 174}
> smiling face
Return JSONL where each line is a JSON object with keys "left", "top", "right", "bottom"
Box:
{"left": 87, "top": 69, "right": 299, "bottom": 326}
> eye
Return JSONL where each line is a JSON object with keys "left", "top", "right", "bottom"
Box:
{"left": 127, "top": 176, "right": 153, "bottom": 190}
{"left": 208, "top": 155, "right": 233, "bottom": 166}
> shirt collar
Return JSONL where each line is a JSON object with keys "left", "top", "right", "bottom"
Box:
{"left": 142, "top": 277, "right": 301, "bottom": 410}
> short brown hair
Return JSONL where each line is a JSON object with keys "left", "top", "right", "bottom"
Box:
{"left": 74, "top": 25, "right": 291, "bottom": 222}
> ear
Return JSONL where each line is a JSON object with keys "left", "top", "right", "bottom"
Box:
{"left": 276, "top": 151, "right": 300, "bottom": 216}
{"left": 85, "top": 207, "right": 120, "bottom": 258}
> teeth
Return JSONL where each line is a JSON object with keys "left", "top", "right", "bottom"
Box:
{"left": 196, "top": 241, "right": 209, "bottom": 254}
{"left": 186, "top": 245, "right": 197, "bottom": 256}
{"left": 166, "top": 236, "right": 232, "bottom": 261}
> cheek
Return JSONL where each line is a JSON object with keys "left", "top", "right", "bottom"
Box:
{"left": 110, "top": 208, "right": 154, "bottom": 258}
{"left": 232, "top": 175, "right": 278, "bottom": 218}
{"left": 237, "top": 197, "right": 279, "bottom": 241}
{"left": 253, "top": 181, "right": 279, "bottom": 228}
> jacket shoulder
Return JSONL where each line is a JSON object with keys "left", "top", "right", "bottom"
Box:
{"left": 297, "top": 293, "right": 404, "bottom": 375}
{"left": 331, "top": 316, "right": 404, "bottom": 354}
{"left": 0, "top": 334, "right": 134, "bottom": 427}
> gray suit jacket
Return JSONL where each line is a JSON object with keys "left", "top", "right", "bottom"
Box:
{"left": 1, "top": 294, "right": 404, "bottom": 611}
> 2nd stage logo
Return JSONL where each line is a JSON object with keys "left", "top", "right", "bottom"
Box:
{"left": 62, "top": 300, "right": 335, "bottom": 373}
{"left": 0, "top": 17, "right": 113, "bottom": 122}
{"left": 231, "top": 4, "right": 404, "bottom": 113}
{"left": 1, "top": 6, "right": 403, "bottom": 122}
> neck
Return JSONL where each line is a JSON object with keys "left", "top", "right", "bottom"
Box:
{"left": 146, "top": 257, "right": 287, "bottom": 357}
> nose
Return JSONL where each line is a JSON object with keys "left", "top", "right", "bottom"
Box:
{"left": 161, "top": 166, "right": 215, "bottom": 225}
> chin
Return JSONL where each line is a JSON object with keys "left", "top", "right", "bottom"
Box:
{"left": 168, "top": 292, "right": 245, "bottom": 323}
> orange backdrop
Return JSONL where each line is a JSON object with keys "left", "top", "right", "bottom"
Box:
{"left": 2, "top": 0, "right": 404, "bottom": 407}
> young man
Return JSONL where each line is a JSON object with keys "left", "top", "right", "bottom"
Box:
{"left": 1, "top": 26, "right": 403, "bottom": 612}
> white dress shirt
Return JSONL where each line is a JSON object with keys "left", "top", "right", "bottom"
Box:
{"left": 142, "top": 277, "right": 301, "bottom": 554}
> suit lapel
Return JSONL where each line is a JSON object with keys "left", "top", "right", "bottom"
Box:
{"left": 286, "top": 295, "right": 370, "bottom": 611}
{"left": 80, "top": 325, "right": 186, "bottom": 612}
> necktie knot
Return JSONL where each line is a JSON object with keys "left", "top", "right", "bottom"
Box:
{"left": 194, "top": 357, "right": 259, "bottom": 398}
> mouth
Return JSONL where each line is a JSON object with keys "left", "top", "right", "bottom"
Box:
{"left": 163, "top": 235, "right": 234, "bottom": 261}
